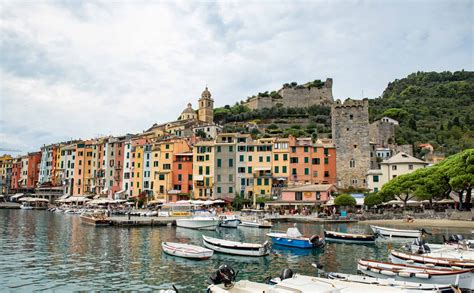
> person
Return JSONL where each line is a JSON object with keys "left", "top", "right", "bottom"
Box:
{"left": 332, "top": 206, "right": 336, "bottom": 215}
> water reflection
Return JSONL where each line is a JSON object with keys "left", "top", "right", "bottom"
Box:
{"left": 0, "top": 210, "right": 472, "bottom": 291}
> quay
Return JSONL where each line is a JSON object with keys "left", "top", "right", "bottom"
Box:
{"left": 0, "top": 202, "right": 21, "bottom": 209}
{"left": 108, "top": 216, "right": 181, "bottom": 227}
{"left": 268, "top": 216, "right": 357, "bottom": 224}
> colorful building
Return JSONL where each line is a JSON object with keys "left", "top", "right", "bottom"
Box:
{"left": 26, "top": 152, "right": 41, "bottom": 189}
{"left": 170, "top": 153, "right": 193, "bottom": 202}
{"left": 193, "top": 141, "right": 214, "bottom": 199}
{"left": 0, "top": 155, "right": 13, "bottom": 194}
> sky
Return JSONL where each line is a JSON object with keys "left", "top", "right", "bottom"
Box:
{"left": 0, "top": 0, "right": 472, "bottom": 155}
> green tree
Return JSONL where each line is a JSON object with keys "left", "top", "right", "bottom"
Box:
{"left": 334, "top": 194, "right": 356, "bottom": 206}
{"left": 364, "top": 193, "right": 383, "bottom": 207}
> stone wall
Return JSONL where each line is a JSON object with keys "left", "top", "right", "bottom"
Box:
{"left": 244, "top": 78, "right": 334, "bottom": 110}
{"left": 369, "top": 120, "right": 395, "bottom": 146}
{"left": 331, "top": 98, "right": 371, "bottom": 189}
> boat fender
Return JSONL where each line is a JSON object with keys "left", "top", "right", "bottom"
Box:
{"left": 425, "top": 263, "right": 435, "bottom": 267}
{"left": 358, "top": 265, "right": 368, "bottom": 271}
{"left": 398, "top": 272, "right": 413, "bottom": 278}
{"left": 380, "top": 270, "right": 396, "bottom": 276}
{"left": 370, "top": 268, "right": 380, "bottom": 274}
{"left": 451, "top": 266, "right": 462, "bottom": 270}
{"left": 406, "top": 260, "right": 415, "bottom": 264}
{"left": 280, "top": 268, "right": 294, "bottom": 281}
{"left": 414, "top": 273, "right": 430, "bottom": 279}
{"left": 309, "top": 234, "right": 320, "bottom": 244}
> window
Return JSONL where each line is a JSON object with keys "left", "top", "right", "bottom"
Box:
{"left": 292, "top": 168, "right": 297, "bottom": 175}
{"left": 304, "top": 157, "right": 309, "bottom": 163}
{"left": 257, "top": 178, "right": 262, "bottom": 185}
{"left": 205, "top": 166, "right": 210, "bottom": 175}
{"left": 266, "top": 156, "right": 270, "bottom": 162}
{"left": 228, "top": 187, "right": 233, "bottom": 193}
{"left": 159, "top": 174, "right": 165, "bottom": 180}
{"left": 178, "top": 174, "right": 182, "bottom": 181}
{"left": 324, "top": 171, "right": 329, "bottom": 177}
{"left": 217, "top": 159, "right": 222, "bottom": 168}
{"left": 274, "top": 154, "right": 278, "bottom": 161}
{"left": 316, "top": 191, "right": 321, "bottom": 200}
{"left": 259, "top": 156, "right": 263, "bottom": 162}
{"left": 264, "top": 178, "right": 269, "bottom": 185}
{"left": 241, "top": 178, "right": 245, "bottom": 186}
{"left": 351, "top": 179, "right": 358, "bottom": 185}
{"left": 304, "top": 168, "right": 309, "bottom": 175}
{"left": 238, "top": 167, "right": 245, "bottom": 173}
{"left": 165, "top": 153, "right": 169, "bottom": 159}
{"left": 188, "top": 174, "right": 192, "bottom": 180}
{"left": 217, "top": 187, "right": 221, "bottom": 193}
{"left": 304, "top": 146, "right": 308, "bottom": 153}
{"left": 163, "top": 164, "right": 171, "bottom": 170}
{"left": 392, "top": 165, "right": 397, "bottom": 171}
{"left": 349, "top": 160, "right": 355, "bottom": 168}
{"left": 178, "top": 163, "right": 182, "bottom": 170}
{"left": 374, "top": 187, "right": 379, "bottom": 192}
{"left": 324, "top": 148, "right": 329, "bottom": 156}
{"left": 274, "top": 166, "right": 279, "bottom": 173}
{"left": 295, "top": 192, "right": 303, "bottom": 201}
{"left": 291, "top": 147, "right": 296, "bottom": 153}
{"left": 247, "top": 167, "right": 252, "bottom": 173}
{"left": 228, "top": 174, "right": 233, "bottom": 182}
{"left": 205, "top": 154, "right": 209, "bottom": 161}
{"left": 290, "top": 157, "right": 298, "bottom": 163}
{"left": 408, "top": 164, "right": 413, "bottom": 170}
{"left": 283, "top": 154, "right": 288, "bottom": 161}
{"left": 248, "top": 155, "right": 252, "bottom": 162}
{"left": 373, "top": 175, "right": 379, "bottom": 182}
{"left": 282, "top": 166, "right": 287, "bottom": 173}
{"left": 239, "top": 155, "right": 244, "bottom": 162}
{"left": 199, "top": 166, "right": 203, "bottom": 175}
{"left": 217, "top": 146, "right": 221, "bottom": 152}
{"left": 324, "top": 158, "right": 329, "bottom": 165}
{"left": 165, "top": 144, "right": 170, "bottom": 149}
{"left": 228, "top": 146, "right": 233, "bottom": 152}
{"left": 228, "top": 159, "right": 233, "bottom": 167}
{"left": 138, "top": 163, "right": 141, "bottom": 168}
{"left": 312, "top": 158, "right": 320, "bottom": 165}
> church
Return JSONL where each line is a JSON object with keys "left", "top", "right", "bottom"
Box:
{"left": 145, "top": 86, "right": 221, "bottom": 139}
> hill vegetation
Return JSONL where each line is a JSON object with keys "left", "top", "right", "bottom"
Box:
{"left": 369, "top": 71, "right": 474, "bottom": 155}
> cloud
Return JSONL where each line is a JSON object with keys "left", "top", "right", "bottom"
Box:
{"left": 0, "top": 0, "right": 472, "bottom": 154}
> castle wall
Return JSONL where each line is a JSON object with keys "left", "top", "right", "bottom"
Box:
{"left": 369, "top": 121, "right": 395, "bottom": 146}
{"left": 331, "top": 99, "right": 371, "bottom": 189}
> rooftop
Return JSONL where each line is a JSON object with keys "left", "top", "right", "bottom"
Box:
{"left": 381, "top": 152, "right": 427, "bottom": 165}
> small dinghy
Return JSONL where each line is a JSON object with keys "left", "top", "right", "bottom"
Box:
{"left": 324, "top": 230, "right": 376, "bottom": 244}
{"left": 207, "top": 265, "right": 422, "bottom": 292}
{"left": 370, "top": 225, "right": 424, "bottom": 238}
{"left": 328, "top": 272, "right": 458, "bottom": 292}
{"left": 175, "top": 216, "right": 220, "bottom": 230}
{"left": 390, "top": 250, "right": 474, "bottom": 269}
{"left": 358, "top": 259, "right": 473, "bottom": 290}
{"left": 406, "top": 237, "right": 473, "bottom": 255}
{"left": 239, "top": 218, "right": 272, "bottom": 228}
{"left": 161, "top": 242, "right": 213, "bottom": 260}
{"left": 267, "top": 226, "right": 324, "bottom": 248}
{"left": 202, "top": 235, "right": 271, "bottom": 257}
{"left": 219, "top": 215, "right": 241, "bottom": 228}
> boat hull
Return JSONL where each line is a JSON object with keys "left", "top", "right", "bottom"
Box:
{"left": 267, "top": 233, "right": 317, "bottom": 248}
{"left": 324, "top": 231, "right": 375, "bottom": 244}
{"left": 175, "top": 218, "right": 219, "bottom": 230}
{"left": 161, "top": 242, "right": 213, "bottom": 260}
{"left": 219, "top": 219, "right": 241, "bottom": 228}
{"left": 390, "top": 250, "right": 474, "bottom": 269}
{"left": 370, "top": 225, "right": 421, "bottom": 238}
{"left": 202, "top": 235, "right": 270, "bottom": 257}
{"left": 358, "top": 259, "right": 473, "bottom": 290}
{"left": 239, "top": 221, "right": 272, "bottom": 228}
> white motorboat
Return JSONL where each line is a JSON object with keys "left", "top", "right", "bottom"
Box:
{"left": 202, "top": 235, "right": 271, "bottom": 257}
{"left": 324, "top": 230, "right": 376, "bottom": 244}
{"left": 219, "top": 215, "right": 241, "bottom": 228}
{"left": 358, "top": 259, "right": 473, "bottom": 290}
{"left": 161, "top": 242, "right": 213, "bottom": 260}
{"left": 175, "top": 216, "right": 219, "bottom": 230}
{"left": 370, "top": 225, "right": 422, "bottom": 238}
{"left": 239, "top": 218, "right": 272, "bottom": 228}
{"left": 327, "top": 272, "right": 458, "bottom": 292}
{"left": 208, "top": 273, "right": 427, "bottom": 292}
{"left": 390, "top": 250, "right": 474, "bottom": 269}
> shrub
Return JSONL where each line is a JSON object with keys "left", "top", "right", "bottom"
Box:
{"left": 334, "top": 194, "right": 356, "bottom": 206}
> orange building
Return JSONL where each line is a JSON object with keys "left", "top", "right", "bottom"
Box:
{"left": 288, "top": 137, "right": 336, "bottom": 185}
{"left": 170, "top": 153, "right": 193, "bottom": 202}
{"left": 26, "top": 152, "right": 41, "bottom": 188}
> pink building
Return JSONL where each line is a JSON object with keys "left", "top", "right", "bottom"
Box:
{"left": 267, "top": 184, "right": 337, "bottom": 208}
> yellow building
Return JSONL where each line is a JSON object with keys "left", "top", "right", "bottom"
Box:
{"left": 271, "top": 137, "right": 290, "bottom": 188}
{"left": 193, "top": 141, "right": 214, "bottom": 199}
{"left": 0, "top": 154, "right": 13, "bottom": 194}
{"left": 251, "top": 138, "right": 273, "bottom": 201}
{"left": 131, "top": 144, "right": 144, "bottom": 197}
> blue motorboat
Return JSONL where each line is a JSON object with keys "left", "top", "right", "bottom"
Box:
{"left": 267, "top": 227, "right": 325, "bottom": 249}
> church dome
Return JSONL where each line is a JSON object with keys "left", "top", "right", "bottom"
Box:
{"left": 201, "top": 86, "right": 211, "bottom": 99}
{"left": 181, "top": 103, "right": 195, "bottom": 114}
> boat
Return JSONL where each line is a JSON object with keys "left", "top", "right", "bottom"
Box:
{"left": 19, "top": 197, "right": 49, "bottom": 210}
{"left": 390, "top": 250, "right": 474, "bottom": 269}
{"left": 175, "top": 216, "right": 220, "bottom": 230}
{"left": 370, "top": 225, "right": 423, "bottom": 238}
{"left": 357, "top": 259, "right": 473, "bottom": 290}
{"left": 267, "top": 226, "right": 325, "bottom": 248}
{"left": 406, "top": 237, "right": 473, "bottom": 254}
{"left": 80, "top": 211, "right": 111, "bottom": 226}
{"left": 218, "top": 215, "right": 241, "bottom": 228}
{"left": 206, "top": 265, "right": 429, "bottom": 292}
{"left": 324, "top": 230, "right": 376, "bottom": 244}
{"left": 161, "top": 242, "right": 213, "bottom": 260}
{"left": 327, "top": 272, "right": 459, "bottom": 292}
{"left": 239, "top": 218, "right": 272, "bottom": 228}
{"left": 202, "top": 235, "right": 271, "bottom": 257}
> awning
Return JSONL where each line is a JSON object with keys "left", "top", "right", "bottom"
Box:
{"left": 11, "top": 193, "right": 24, "bottom": 200}
{"left": 254, "top": 167, "right": 271, "bottom": 171}
{"left": 266, "top": 201, "right": 322, "bottom": 206}
{"left": 115, "top": 189, "right": 126, "bottom": 195}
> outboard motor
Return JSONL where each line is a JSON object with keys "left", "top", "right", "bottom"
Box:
{"left": 207, "top": 264, "right": 237, "bottom": 288}
{"left": 309, "top": 235, "right": 325, "bottom": 248}
{"left": 280, "top": 268, "right": 294, "bottom": 281}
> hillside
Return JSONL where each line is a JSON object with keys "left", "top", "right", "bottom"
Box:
{"left": 214, "top": 71, "right": 474, "bottom": 155}
{"left": 369, "top": 71, "right": 474, "bottom": 155}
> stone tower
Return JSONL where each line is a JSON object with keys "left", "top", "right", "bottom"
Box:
{"left": 331, "top": 98, "right": 371, "bottom": 189}
{"left": 198, "top": 86, "right": 214, "bottom": 123}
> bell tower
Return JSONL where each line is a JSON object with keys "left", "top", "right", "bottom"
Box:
{"left": 198, "top": 86, "right": 214, "bottom": 123}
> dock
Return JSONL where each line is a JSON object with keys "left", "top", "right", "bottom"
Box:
{"left": 0, "top": 202, "right": 21, "bottom": 209}
{"left": 108, "top": 216, "right": 182, "bottom": 227}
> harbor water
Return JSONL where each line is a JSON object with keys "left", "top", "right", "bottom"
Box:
{"left": 0, "top": 209, "right": 471, "bottom": 292}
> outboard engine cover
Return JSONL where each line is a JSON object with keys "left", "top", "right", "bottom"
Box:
{"left": 309, "top": 235, "right": 325, "bottom": 247}
{"left": 207, "top": 264, "right": 237, "bottom": 287}
{"left": 280, "top": 268, "right": 294, "bottom": 280}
